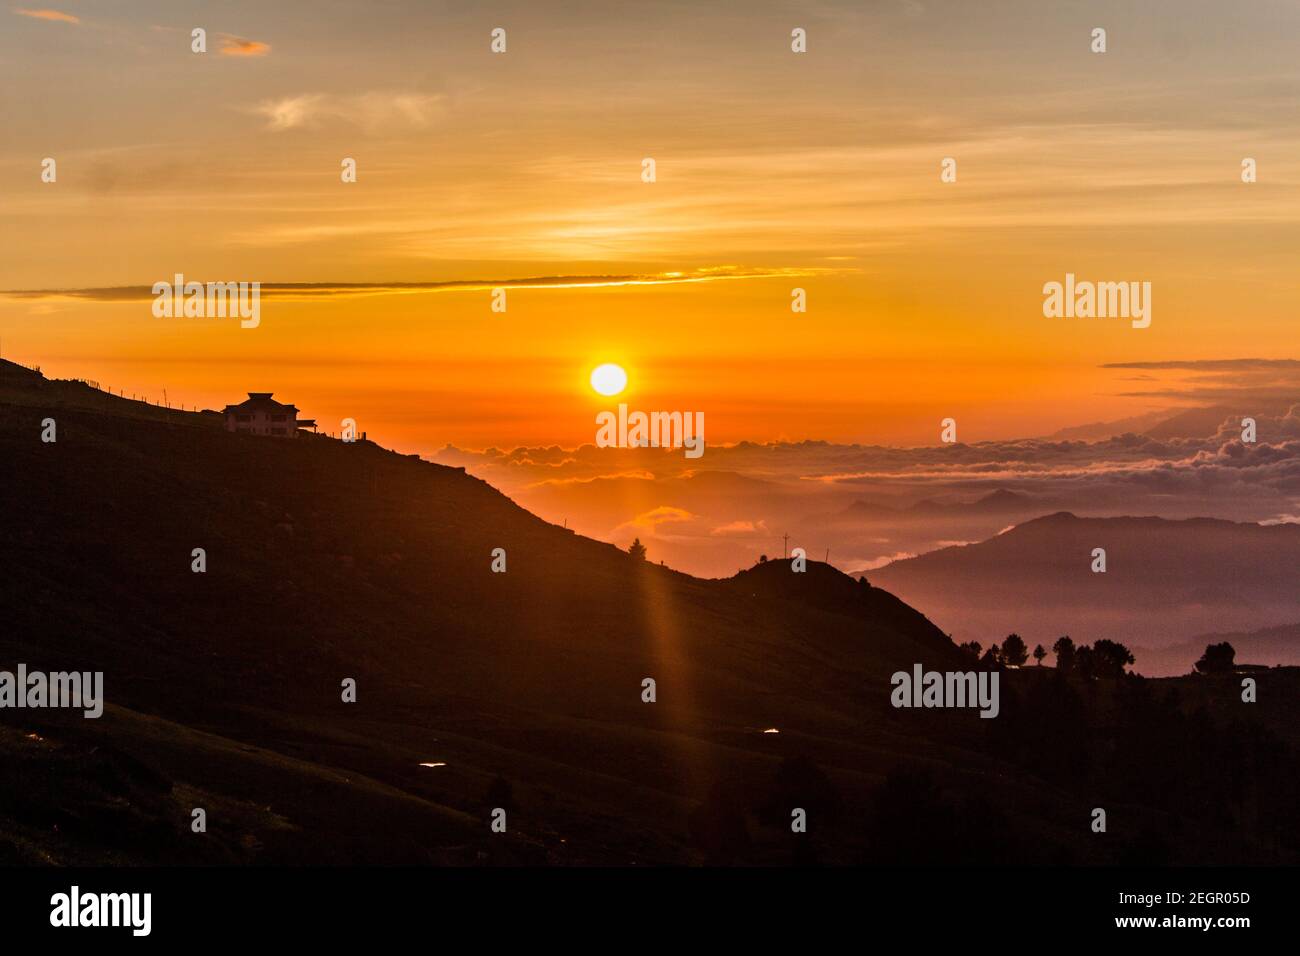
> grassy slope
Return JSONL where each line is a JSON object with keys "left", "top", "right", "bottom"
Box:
{"left": 2, "top": 362, "right": 1296, "bottom": 865}
{"left": 0, "top": 363, "right": 987, "bottom": 863}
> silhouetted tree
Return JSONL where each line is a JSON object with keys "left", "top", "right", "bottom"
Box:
{"left": 1073, "top": 644, "right": 1096, "bottom": 679}
{"left": 1091, "top": 639, "right": 1136, "bottom": 678}
{"left": 1053, "top": 636, "right": 1075, "bottom": 673}
{"left": 1033, "top": 644, "right": 1047, "bottom": 666}
{"left": 981, "top": 643, "right": 1001, "bottom": 667}
{"left": 759, "top": 554, "right": 768, "bottom": 563}
{"left": 628, "top": 537, "right": 647, "bottom": 560}
{"left": 1195, "top": 641, "right": 1236, "bottom": 674}
{"left": 1001, "top": 633, "right": 1029, "bottom": 667}
{"left": 960, "top": 641, "right": 982, "bottom": 660}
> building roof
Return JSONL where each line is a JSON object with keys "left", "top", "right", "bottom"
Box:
{"left": 223, "top": 392, "right": 299, "bottom": 415}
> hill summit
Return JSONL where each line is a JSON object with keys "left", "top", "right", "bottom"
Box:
{"left": 0, "top": 360, "right": 969, "bottom": 864}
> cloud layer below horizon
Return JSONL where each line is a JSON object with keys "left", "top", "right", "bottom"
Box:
{"left": 435, "top": 396, "right": 1300, "bottom": 576}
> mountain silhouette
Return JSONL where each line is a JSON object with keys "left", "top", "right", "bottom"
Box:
{"left": 907, "top": 488, "right": 1039, "bottom": 517}
{"left": 3, "top": 362, "right": 1298, "bottom": 866}
{"left": 0, "top": 361, "right": 964, "bottom": 863}
{"left": 1132, "top": 621, "right": 1300, "bottom": 677}
{"left": 869, "top": 511, "right": 1300, "bottom": 663}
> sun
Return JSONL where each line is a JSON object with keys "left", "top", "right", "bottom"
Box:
{"left": 590, "top": 363, "right": 628, "bottom": 397}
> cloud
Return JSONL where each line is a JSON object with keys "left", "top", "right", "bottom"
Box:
{"left": 433, "top": 396, "right": 1300, "bottom": 577}
{"left": 218, "top": 35, "right": 270, "bottom": 57}
{"left": 1102, "top": 360, "right": 1300, "bottom": 371}
{"left": 14, "top": 8, "right": 78, "bottom": 23}
{"left": 711, "top": 519, "right": 766, "bottom": 536}
{"left": 250, "top": 92, "right": 442, "bottom": 131}
{"left": 617, "top": 507, "right": 694, "bottom": 533}
{"left": 252, "top": 94, "right": 322, "bottom": 130}
{"left": 1101, "top": 358, "right": 1300, "bottom": 407}
{"left": 444, "top": 402, "right": 1300, "bottom": 510}
{"left": 0, "top": 267, "right": 822, "bottom": 302}
{"left": 860, "top": 551, "right": 919, "bottom": 571}
{"left": 1261, "top": 514, "right": 1300, "bottom": 526}
{"left": 527, "top": 470, "right": 655, "bottom": 488}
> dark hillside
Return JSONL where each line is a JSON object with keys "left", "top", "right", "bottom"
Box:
{"left": 2, "top": 362, "right": 1297, "bottom": 865}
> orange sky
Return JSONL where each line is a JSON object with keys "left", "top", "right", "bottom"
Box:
{"left": 2, "top": 1, "right": 1299, "bottom": 455}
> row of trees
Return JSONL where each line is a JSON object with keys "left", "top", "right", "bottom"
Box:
{"left": 960, "top": 634, "right": 1243, "bottom": 677}
{"left": 958, "top": 633, "right": 1035, "bottom": 668}
{"left": 959, "top": 633, "right": 1136, "bottom": 678}
{"left": 1052, "top": 636, "right": 1136, "bottom": 678}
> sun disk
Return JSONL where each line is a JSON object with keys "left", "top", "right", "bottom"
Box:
{"left": 590, "top": 363, "right": 628, "bottom": 397}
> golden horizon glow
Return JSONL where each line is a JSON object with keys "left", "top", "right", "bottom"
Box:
{"left": 2, "top": 2, "right": 1298, "bottom": 453}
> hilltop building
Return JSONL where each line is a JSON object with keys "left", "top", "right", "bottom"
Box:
{"left": 223, "top": 393, "right": 314, "bottom": 437}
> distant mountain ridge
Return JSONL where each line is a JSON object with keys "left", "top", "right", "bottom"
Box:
{"left": 868, "top": 512, "right": 1300, "bottom": 662}
{"left": 1040, "top": 406, "right": 1238, "bottom": 442}
{"left": 1132, "top": 621, "right": 1300, "bottom": 677}
{"left": 836, "top": 488, "right": 1049, "bottom": 522}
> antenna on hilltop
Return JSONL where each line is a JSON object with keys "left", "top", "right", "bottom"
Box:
{"left": 782, "top": 532, "right": 790, "bottom": 559}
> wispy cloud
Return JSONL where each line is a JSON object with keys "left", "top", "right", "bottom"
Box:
{"left": 250, "top": 92, "right": 442, "bottom": 131}
{"left": 711, "top": 519, "right": 766, "bottom": 536}
{"left": 251, "top": 94, "right": 322, "bottom": 131}
{"left": 14, "top": 8, "right": 79, "bottom": 24}
{"left": 218, "top": 34, "right": 270, "bottom": 57}
{"left": 0, "top": 267, "right": 831, "bottom": 302}
{"left": 616, "top": 507, "right": 694, "bottom": 533}
{"left": 1102, "top": 359, "right": 1300, "bottom": 406}
{"left": 1103, "top": 360, "right": 1300, "bottom": 372}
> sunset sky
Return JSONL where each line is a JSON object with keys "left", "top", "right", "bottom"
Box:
{"left": 2, "top": 0, "right": 1299, "bottom": 454}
